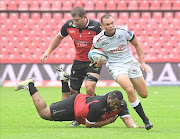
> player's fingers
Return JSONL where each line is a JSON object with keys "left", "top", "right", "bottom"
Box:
{"left": 144, "top": 66, "right": 150, "bottom": 73}
{"left": 45, "top": 56, "right": 49, "bottom": 60}
{"left": 147, "top": 67, "right": 151, "bottom": 73}
{"left": 138, "top": 126, "right": 145, "bottom": 128}
{"left": 141, "top": 65, "right": 145, "bottom": 71}
{"left": 40, "top": 57, "right": 44, "bottom": 63}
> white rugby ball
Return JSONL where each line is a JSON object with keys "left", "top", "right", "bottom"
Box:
{"left": 88, "top": 49, "right": 107, "bottom": 63}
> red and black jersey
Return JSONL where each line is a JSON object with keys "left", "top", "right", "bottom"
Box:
{"left": 60, "top": 19, "right": 102, "bottom": 61}
{"left": 74, "top": 93, "right": 129, "bottom": 125}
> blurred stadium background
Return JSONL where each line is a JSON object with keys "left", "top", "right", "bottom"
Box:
{"left": 0, "top": 0, "right": 180, "bottom": 87}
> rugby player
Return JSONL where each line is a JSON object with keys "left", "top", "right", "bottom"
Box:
{"left": 14, "top": 77, "right": 141, "bottom": 128}
{"left": 40, "top": 7, "right": 102, "bottom": 100}
{"left": 92, "top": 14, "right": 153, "bottom": 130}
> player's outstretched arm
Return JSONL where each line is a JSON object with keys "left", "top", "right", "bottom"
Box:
{"left": 40, "top": 33, "right": 64, "bottom": 63}
{"left": 121, "top": 116, "right": 145, "bottom": 128}
{"left": 85, "top": 115, "right": 118, "bottom": 128}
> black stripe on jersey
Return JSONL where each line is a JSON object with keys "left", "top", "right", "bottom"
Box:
{"left": 129, "top": 34, "right": 135, "bottom": 42}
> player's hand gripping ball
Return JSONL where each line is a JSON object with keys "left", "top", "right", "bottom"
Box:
{"left": 88, "top": 49, "right": 107, "bottom": 63}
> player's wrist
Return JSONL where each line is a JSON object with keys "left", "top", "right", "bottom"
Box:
{"left": 131, "top": 123, "right": 138, "bottom": 128}
{"left": 45, "top": 48, "right": 52, "bottom": 55}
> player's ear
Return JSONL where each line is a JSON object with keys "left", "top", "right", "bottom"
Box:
{"left": 107, "top": 95, "right": 111, "bottom": 102}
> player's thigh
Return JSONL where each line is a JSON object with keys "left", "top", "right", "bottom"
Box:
{"left": 70, "top": 60, "right": 86, "bottom": 91}
{"left": 49, "top": 94, "right": 77, "bottom": 121}
{"left": 116, "top": 74, "right": 134, "bottom": 92}
{"left": 131, "top": 77, "right": 148, "bottom": 98}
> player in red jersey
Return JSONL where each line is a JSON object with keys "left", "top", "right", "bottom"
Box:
{"left": 14, "top": 78, "right": 143, "bottom": 128}
{"left": 40, "top": 7, "right": 102, "bottom": 100}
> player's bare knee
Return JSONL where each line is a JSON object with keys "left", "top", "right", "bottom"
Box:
{"left": 125, "top": 87, "right": 135, "bottom": 95}
{"left": 38, "top": 108, "right": 51, "bottom": 120}
{"left": 140, "top": 92, "right": 148, "bottom": 98}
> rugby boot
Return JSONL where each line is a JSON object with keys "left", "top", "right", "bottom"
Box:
{"left": 55, "top": 67, "right": 69, "bottom": 82}
{"left": 145, "top": 120, "right": 153, "bottom": 130}
{"left": 14, "top": 78, "right": 34, "bottom": 91}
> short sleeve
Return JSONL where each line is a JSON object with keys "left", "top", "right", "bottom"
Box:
{"left": 125, "top": 30, "right": 135, "bottom": 42}
{"left": 93, "top": 30, "right": 104, "bottom": 49}
{"left": 59, "top": 20, "right": 71, "bottom": 37}
{"left": 86, "top": 103, "right": 104, "bottom": 124}
{"left": 95, "top": 22, "right": 102, "bottom": 35}
{"left": 93, "top": 36, "right": 101, "bottom": 49}
{"left": 118, "top": 100, "right": 130, "bottom": 118}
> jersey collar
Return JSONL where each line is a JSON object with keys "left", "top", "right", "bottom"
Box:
{"left": 83, "top": 18, "right": 89, "bottom": 28}
{"left": 104, "top": 28, "right": 116, "bottom": 37}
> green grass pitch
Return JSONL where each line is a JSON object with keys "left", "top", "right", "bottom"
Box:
{"left": 1, "top": 86, "right": 180, "bottom": 139}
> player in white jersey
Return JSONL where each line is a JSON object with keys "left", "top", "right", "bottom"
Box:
{"left": 92, "top": 15, "right": 153, "bottom": 130}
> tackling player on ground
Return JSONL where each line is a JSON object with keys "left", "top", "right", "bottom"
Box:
{"left": 14, "top": 68, "right": 144, "bottom": 129}
{"left": 92, "top": 15, "right": 153, "bottom": 130}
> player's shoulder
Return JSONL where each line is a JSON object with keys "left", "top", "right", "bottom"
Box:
{"left": 88, "top": 18, "right": 101, "bottom": 26}
{"left": 87, "top": 19, "right": 101, "bottom": 31}
{"left": 93, "top": 30, "right": 105, "bottom": 42}
{"left": 121, "top": 99, "right": 128, "bottom": 106}
{"left": 64, "top": 20, "right": 74, "bottom": 28}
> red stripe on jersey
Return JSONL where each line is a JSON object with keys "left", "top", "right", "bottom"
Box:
{"left": 74, "top": 94, "right": 99, "bottom": 125}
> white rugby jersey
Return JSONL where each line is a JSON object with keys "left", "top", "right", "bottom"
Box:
{"left": 93, "top": 26, "right": 136, "bottom": 63}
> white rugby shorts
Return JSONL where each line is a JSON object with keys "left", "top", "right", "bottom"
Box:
{"left": 106, "top": 59, "right": 143, "bottom": 80}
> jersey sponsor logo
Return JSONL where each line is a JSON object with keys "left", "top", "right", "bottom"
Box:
{"left": 74, "top": 40, "right": 89, "bottom": 47}
{"left": 79, "top": 34, "right": 82, "bottom": 38}
{"left": 102, "top": 41, "right": 109, "bottom": 45}
{"left": 128, "top": 30, "right": 133, "bottom": 36}
{"left": 88, "top": 32, "right": 92, "bottom": 36}
{"left": 69, "top": 22, "right": 73, "bottom": 26}
{"left": 69, "top": 30, "right": 75, "bottom": 33}
{"left": 88, "top": 26, "right": 95, "bottom": 29}
{"left": 53, "top": 109, "right": 65, "bottom": 115}
{"left": 108, "top": 44, "right": 126, "bottom": 53}
{"left": 117, "top": 34, "right": 125, "bottom": 42}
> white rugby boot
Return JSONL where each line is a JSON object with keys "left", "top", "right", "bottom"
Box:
{"left": 55, "top": 67, "right": 69, "bottom": 82}
{"left": 14, "top": 78, "right": 34, "bottom": 91}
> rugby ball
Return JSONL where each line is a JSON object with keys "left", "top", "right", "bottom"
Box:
{"left": 88, "top": 49, "right": 107, "bottom": 63}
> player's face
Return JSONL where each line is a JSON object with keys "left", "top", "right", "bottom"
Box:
{"left": 72, "top": 15, "right": 86, "bottom": 28}
{"left": 107, "top": 98, "right": 122, "bottom": 111}
{"left": 101, "top": 17, "right": 115, "bottom": 36}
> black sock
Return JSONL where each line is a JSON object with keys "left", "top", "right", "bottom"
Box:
{"left": 28, "top": 82, "right": 38, "bottom": 96}
{"left": 61, "top": 81, "right": 70, "bottom": 93}
{"left": 133, "top": 103, "right": 149, "bottom": 124}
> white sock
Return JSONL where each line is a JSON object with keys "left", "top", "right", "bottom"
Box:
{"left": 130, "top": 97, "right": 140, "bottom": 108}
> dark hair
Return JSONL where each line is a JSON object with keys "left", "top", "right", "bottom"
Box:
{"left": 108, "top": 90, "right": 123, "bottom": 100}
{"left": 71, "top": 7, "right": 86, "bottom": 18}
{"left": 101, "top": 14, "right": 112, "bottom": 23}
